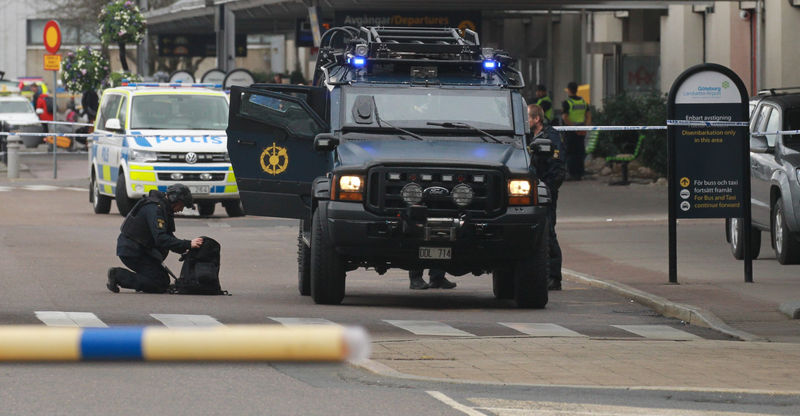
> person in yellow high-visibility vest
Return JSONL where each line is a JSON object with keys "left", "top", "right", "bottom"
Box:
{"left": 534, "top": 85, "right": 553, "bottom": 125}
{"left": 561, "top": 82, "right": 591, "bottom": 180}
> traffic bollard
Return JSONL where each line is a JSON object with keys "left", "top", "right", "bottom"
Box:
{"left": 6, "top": 135, "right": 20, "bottom": 179}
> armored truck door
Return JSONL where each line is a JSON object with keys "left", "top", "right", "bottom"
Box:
{"left": 227, "top": 86, "right": 330, "bottom": 219}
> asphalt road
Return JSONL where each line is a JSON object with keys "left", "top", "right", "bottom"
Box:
{"left": 1, "top": 155, "right": 798, "bottom": 414}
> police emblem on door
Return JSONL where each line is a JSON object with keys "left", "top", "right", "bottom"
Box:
{"left": 185, "top": 152, "right": 198, "bottom": 164}
{"left": 260, "top": 142, "right": 289, "bottom": 175}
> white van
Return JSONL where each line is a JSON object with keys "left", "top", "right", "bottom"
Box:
{"left": 88, "top": 84, "right": 241, "bottom": 216}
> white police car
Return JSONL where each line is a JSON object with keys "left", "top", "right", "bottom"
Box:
{"left": 88, "top": 83, "right": 242, "bottom": 216}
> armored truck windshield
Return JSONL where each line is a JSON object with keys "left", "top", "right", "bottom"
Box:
{"left": 343, "top": 87, "right": 513, "bottom": 131}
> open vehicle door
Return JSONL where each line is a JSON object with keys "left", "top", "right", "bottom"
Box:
{"left": 227, "top": 86, "right": 330, "bottom": 219}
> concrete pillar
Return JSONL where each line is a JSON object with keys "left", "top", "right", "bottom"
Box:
{"left": 765, "top": 0, "right": 800, "bottom": 89}
{"left": 215, "top": 4, "right": 236, "bottom": 72}
{"left": 659, "top": 5, "right": 703, "bottom": 92}
{"left": 7, "top": 136, "right": 20, "bottom": 179}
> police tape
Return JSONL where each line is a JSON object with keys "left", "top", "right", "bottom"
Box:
{"left": 553, "top": 126, "right": 667, "bottom": 132}
{"left": 41, "top": 120, "right": 95, "bottom": 127}
{"left": 0, "top": 132, "right": 226, "bottom": 140}
{"left": 666, "top": 120, "right": 751, "bottom": 127}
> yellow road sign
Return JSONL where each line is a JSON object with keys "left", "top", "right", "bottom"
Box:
{"left": 44, "top": 54, "right": 61, "bottom": 71}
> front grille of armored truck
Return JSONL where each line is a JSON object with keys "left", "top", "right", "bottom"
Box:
{"left": 366, "top": 167, "right": 504, "bottom": 217}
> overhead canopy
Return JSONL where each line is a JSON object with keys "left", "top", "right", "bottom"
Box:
{"left": 145, "top": 0, "right": 691, "bottom": 35}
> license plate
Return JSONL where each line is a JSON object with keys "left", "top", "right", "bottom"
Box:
{"left": 419, "top": 247, "right": 451, "bottom": 260}
{"left": 189, "top": 185, "right": 210, "bottom": 194}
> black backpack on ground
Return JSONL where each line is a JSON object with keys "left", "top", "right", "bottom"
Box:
{"left": 170, "top": 236, "right": 228, "bottom": 295}
{"left": 44, "top": 96, "right": 54, "bottom": 114}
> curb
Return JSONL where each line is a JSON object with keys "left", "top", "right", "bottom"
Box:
{"left": 779, "top": 301, "right": 800, "bottom": 319}
{"left": 0, "top": 325, "right": 370, "bottom": 362}
{"left": 562, "top": 268, "right": 764, "bottom": 342}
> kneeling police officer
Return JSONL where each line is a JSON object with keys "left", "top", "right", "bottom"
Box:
{"left": 107, "top": 184, "right": 204, "bottom": 293}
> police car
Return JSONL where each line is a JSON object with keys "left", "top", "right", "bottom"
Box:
{"left": 89, "top": 83, "right": 242, "bottom": 217}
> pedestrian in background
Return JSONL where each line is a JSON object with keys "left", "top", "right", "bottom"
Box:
{"left": 561, "top": 81, "right": 591, "bottom": 181}
{"left": 529, "top": 104, "right": 566, "bottom": 290}
{"left": 409, "top": 269, "right": 456, "bottom": 290}
{"left": 30, "top": 84, "right": 41, "bottom": 107}
{"left": 534, "top": 84, "right": 554, "bottom": 125}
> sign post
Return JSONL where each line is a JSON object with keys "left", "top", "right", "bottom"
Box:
{"left": 667, "top": 63, "right": 752, "bottom": 283}
{"left": 43, "top": 20, "right": 62, "bottom": 179}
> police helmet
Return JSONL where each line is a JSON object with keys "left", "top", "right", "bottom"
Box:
{"left": 166, "top": 184, "right": 193, "bottom": 207}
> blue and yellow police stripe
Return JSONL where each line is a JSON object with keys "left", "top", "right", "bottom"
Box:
{"left": 0, "top": 325, "right": 369, "bottom": 362}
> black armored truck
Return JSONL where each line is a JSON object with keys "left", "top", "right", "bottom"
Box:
{"left": 226, "top": 26, "right": 553, "bottom": 308}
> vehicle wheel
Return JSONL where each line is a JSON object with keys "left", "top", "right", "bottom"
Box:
{"left": 297, "top": 222, "right": 311, "bottom": 296}
{"left": 115, "top": 174, "right": 134, "bottom": 217}
{"left": 728, "top": 217, "right": 761, "bottom": 260}
{"left": 223, "top": 200, "right": 245, "bottom": 217}
{"left": 310, "top": 202, "right": 346, "bottom": 305}
{"left": 90, "top": 171, "right": 111, "bottom": 214}
{"left": 197, "top": 201, "right": 216, "bottom": 216}
{"left": 491, "top": 269, "right": 514, "bottom": 299}
{"left": 772, "top": 199, "right": 800, "bottom": 264}
{"left": 513, "top": 221, "right": 550, "bottom": 309}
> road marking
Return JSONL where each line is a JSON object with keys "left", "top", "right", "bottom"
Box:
{"left": 0, "top": 186, "right": 11, "bottom": 192}
{"left": 64, "top": 187, "right": 85, "bottom": 192}
{"left": 150, "top": 314, "right": 223, "bottom": 327}
{"left": 268, "top": 317, "right": 338, "bottom": 326}
{"left": 22, "top": 185, "right": 60, "bottom": 191}
{"left": 207, "top": 222, "right": 231, "bottom": 228}
{"left": 426, "top": 391, "right": 487, "bottom": 416}
{"left": 499, "top": 322, "right": 586, "bottom": 337}
{"left": 469, "top": 398, "right": 774, "bottom": 415}
{"left": 383, "top": 320, "right": 475, "bottom": 337}
{"left": 35, "top": 311, "right": 108, "bottom": 327}
{"left": 612, "top": 324, "right": 701, "bottom": 340}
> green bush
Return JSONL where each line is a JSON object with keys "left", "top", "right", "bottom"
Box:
{"left": 592, "top": 91, "right": 667, "bottom": 176}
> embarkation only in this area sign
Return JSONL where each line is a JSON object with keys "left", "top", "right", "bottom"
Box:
{"left": 667, "top": 63, "right": 752, "bottom": 283}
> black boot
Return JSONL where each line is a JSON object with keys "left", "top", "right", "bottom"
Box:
{"left": 409, "top": 276, "right": 429, "bottom": 290}
{"left": 428, "top": 276, "right": 456, "bottom": 289}
{"left": 106, "top": 268, "right": 120, "bottom": 293}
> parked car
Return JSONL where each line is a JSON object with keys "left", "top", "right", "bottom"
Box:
{"left": 726, "top": 88, "right": 800, "bottom": 263}
{"left": 0, "top": 95, "right": 45, "bottom": 148}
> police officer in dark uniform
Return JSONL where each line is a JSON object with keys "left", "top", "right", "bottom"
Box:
{"left": 529, "top": 104, "right": 566, "bottom": 291}
{"left": 408, "top": 269, "right": 456, "bottom": 290}
{"left": 107, "top": 184, "right": 204, "bottom": 293}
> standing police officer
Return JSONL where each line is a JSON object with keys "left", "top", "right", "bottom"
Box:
{"left": 534, "top": 85, "right": 554, "bottom": 125}
{"left": 561, "top": 81, "right": 591, "bottom": 181}
{"left": 107, "top": 184, "right": 204, "bottom": 293}
{"left": 529, "top": 104, "right": 566, "bottom": 290}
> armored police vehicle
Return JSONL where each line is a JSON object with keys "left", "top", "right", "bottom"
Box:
{"left": 89, "top": 83, "right": 242, "bottom": 217}
{"left": 227, "top": 27, "right": 551, "bottom": 308}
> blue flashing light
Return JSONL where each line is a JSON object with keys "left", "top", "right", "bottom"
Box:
{"left": 350, "top": 56, "right": 367, "bottom": 68}
{"left": 483, "top": 60, "right": 499, "bottom": 70}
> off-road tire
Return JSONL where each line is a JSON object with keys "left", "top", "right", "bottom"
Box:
{"left": 310, "top": 203, "right": 346, "bottom": 304}
{"left": 198, "top": 201, "right": 216, "bottom": 216}
{"left": 728, "top": 217, "right": 761, "bottom": 260}
{"left": 91, "top": 170, "right": 111, "bottom": 214}
{"left": 513, "top": 221, "right": 550, "bottom": 309}
{"left": 772, "top": 199, "right": 800, "bottom": 264}
{"left": 223, "top": 200, "right": 245, "bottom": 217}
{"left": 491, "top": 270, "right": 515, "bottom": 299}
{"left": 297, "top": 221, "right": 311, "bottom": 296}
{"left": 115, "top": 174, "right": 134, "bottom": 217}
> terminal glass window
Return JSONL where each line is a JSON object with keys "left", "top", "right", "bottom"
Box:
{"left": 130, "top": 95, "right": 229, "bottom": 130}
{"left": 344, "top": 88, "right": 513, "bottom": 130}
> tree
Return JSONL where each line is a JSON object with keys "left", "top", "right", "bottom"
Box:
{"left": 97, "top": 1, "right": 147, "bottom": 72}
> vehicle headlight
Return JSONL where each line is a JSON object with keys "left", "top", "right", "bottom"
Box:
{"left": 130, "top": 149, "right": 158, "bottom": 162}
{"left": 508, "top": 179, "right": 531, "bottom": 196}
{"left": 401, "top": 182, "right": 423, "bottom": 205}
{"left": 339, "top": 175, "right": 363, "bottom": 192}
{"left": 451, "top": 184, "right": 474, "bottom": 207}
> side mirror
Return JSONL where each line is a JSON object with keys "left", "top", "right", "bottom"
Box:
{"left": 104, "top": 118, "right": 122, "bottom": 131}
{"left": 750, "top": 134, "right": 771, "bottom": 154}
{"left": 35, "top": 108, "right": 43, "bottom": 115}
{"left": 314, "top": 133, "right": 339, "bottom": 152}
{"left": 528, "top": 137, "right": 554, "bottom": 155}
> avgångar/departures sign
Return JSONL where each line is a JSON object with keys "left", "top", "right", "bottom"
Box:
{"left": 667, "top": 63, "right": 752, "bottom": 283}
